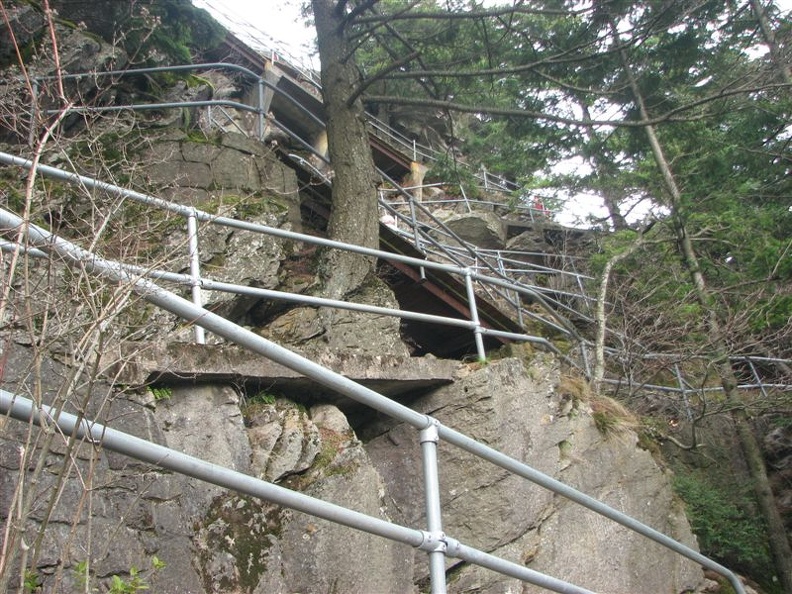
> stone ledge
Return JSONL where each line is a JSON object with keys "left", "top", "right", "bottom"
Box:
{"left": 109, "top": 342, "right": 459, "bottom": 400}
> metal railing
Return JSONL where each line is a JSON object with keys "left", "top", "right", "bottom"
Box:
{"left": 0, "top": 205, "right": 748, "bottom": 594}
{"left": 3, "top": 53, "right": 787, "bottom": 594}
{"left": 0, "top": 151, "right": 566, "bottom": 359}
{"left": 29, "top": 62, "right": 324, "bottom": 148}
{"left": 13, "top": 59, "right": 792, "bottom": 393}
{"left": 25, "top": 62, "right": 579, "bottom": 333}
{"left": 28, "top": 61, "right": 525, "bottom": 198}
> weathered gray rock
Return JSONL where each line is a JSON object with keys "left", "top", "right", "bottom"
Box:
{"left": 0, "top": 358, "right": 211, "bottom": 593}
{"left": 271, "top": 404, "right": 416, "bottom": 594}
{"left": 109, "top": 342, "right": 457, "bottom": 399}
{"left": 439, "top": 210, "right": 507, "bottom": 249}
{"left": 1, "top": 343, "right": 706, "bottom": 594}
{"left": 191, "top": 401, "right": 414, "bottom": 594}
{"left": 260, "top": 276, "right": 412, "bottom": 358}
{"left": 366, "top": 356, "right": 703, "bottom": 594}
{"left": 505, "top": 229, "right": 551, "bottom": 265}
{"left": 246, "top": 398, "right": 321, "bottom": 481}
{"left": 155, "top": 384, "right": 252, "bottom": 519}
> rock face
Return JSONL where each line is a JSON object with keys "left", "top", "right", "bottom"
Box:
{"left": 0, "top": 345, "right": 705, "bottom": 594}
{"left": 366, "top": 355, "right": 702, "bottom": 594}
{"left": 438, "top": 210, "right": 507, "bottom": 249}
{"left": 149, "top": 387, "right": 415, "bottom": 594}
{"left": 0, "top": 10, "right": 709, "bottom": 594}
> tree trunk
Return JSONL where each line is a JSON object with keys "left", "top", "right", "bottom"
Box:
{"left": 614, "top": 25, "right": 792, "bottom": 590}
{"left": 578, "top": 101, "right": 629, "bottom": 231}
{"left": 593, "top": 235, "right": 643, "bottom": 393}
{"left": 312, "top": 0, "right": 381, "bottom": 300}
{"left": 750, "top": 0, "right": 792, "bottom": 85}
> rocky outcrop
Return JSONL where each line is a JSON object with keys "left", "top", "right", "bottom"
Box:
{"left": 0, "top": 340, "right": 706, "bottom": 593}
{"left": 0, "top": 8, "right": 717, "bottom": 594}
{"left": 0, "top": 347, "right": 411, "bottom": 593}
{"left": 258, "top": 277, "right": 412, "bottom": 359}
{"left": 366, "top": 355, "right": 703, "bottom": 594}
{"left": 437, "top": 210, "right": 507, "bottom": 249}
{"left": 143, "top": 384, "right": 415, "bottom": 594}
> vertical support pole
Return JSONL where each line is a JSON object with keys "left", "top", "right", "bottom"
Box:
{"left": 187, "top": 210, "right": 205, "bottom": 345}
{"left": 464, "top": 268, "right": 486, "bottom": 361}
{"left": 257, "top": 78, "right": 266, "bottom": 140}
{"left": 673, "top": 363, "right": 693, "bottom": 422}
{"left": 28, "top": 79, "right": 39, "bottom": 148}
{"left": 497, "top": 251, "right": 523, "bottom": 325}
{"left": 413, "top": 139, "right": 417, "bottom": 162}
{"left": 420, "top": 420, "right": 447, "bottom": 594}
{"left": 745, "top": 357, "right": 769, "bottom": 399}
{"left": 407, "top": 198, "right": 426, "bottom": 280}
{"left": 460, "top": 185, "right": 472, "bottom": 213}
{"left": 579, "top": 342, "right": 591, "bottom": 378}
{"left": 576, "top": 274, "right": 589, "bottom": 313}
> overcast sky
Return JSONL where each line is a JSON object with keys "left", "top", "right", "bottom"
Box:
{"left": 193, "top": 0, "right": 317, "bottom": 68}
{"left": 194, "top": 0, "right": 791, "bottom": 62}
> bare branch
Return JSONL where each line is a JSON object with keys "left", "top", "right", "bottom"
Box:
{"left": 348, "top": 51, "right": 419, "bottom": 107}
{"left": 353, "top": 5, "right": 583, "bottom": 26}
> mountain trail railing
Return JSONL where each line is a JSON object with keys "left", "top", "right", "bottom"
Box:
{"left": 0, "top": 151, "right": 570, "bottom": 359}
{"left": 25, "top": 62, "right": 577, "bottom": 327}
{"left": 27, "top": 62, "right": 526, "bottom": 202}
{"left": 0, "top": 205, "right": 748, "bottom": 594}
{"left": 6, "top": 57, "right": 788, "bottom": 594}
{"left": 2, "top": 147, "right": 789, "bottom": 393}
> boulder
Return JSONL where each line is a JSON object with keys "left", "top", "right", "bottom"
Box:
{"left": 439, "top": 210, "right": 507, "bottom": 249}
{"left": 246, "top": 398, "right": 322, "bottom": 482}
{"left": 365, "top": 356, "right": 703, "bottom": 593}
{"left": 258, "top": 276, "right": 412, "bottom": 359}
{"left": 271, "top": 404, "right": 415, "bottom": 594}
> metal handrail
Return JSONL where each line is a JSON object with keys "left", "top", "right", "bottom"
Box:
{"left": 30, "top": 61, "right": 530, "bottom": 198}
{"left": 3, "top": 60, "right": 783, "bottom": 594}
{"left": 0, "top": 151, "right": 567, "bottom": 358}
{"left": 4, "top": 151, "right": 788, "bottom": 396}
{"left": 11, "top": 57, "right": 792, "bottom": 384}
{"left": 0, "top": 206, "right": 748, "bottom": 594}
{"left": 27, "top": 61, "right": 575, "bottom": 335}
{"left": 0, "top": 389, "right": 592, "bottom": 594}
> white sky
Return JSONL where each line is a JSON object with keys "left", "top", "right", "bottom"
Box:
{"left": 193, "top": 0, "right": 317, "bottom": 68}
{"left": 194, "top": 0, "right": 792, "bottom": 61}
{"left": 191, "top": 0, "right": 789, "bottom": 227}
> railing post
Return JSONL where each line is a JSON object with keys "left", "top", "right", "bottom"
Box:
{"left": 28, "top": 79, "right": 39, "bottom": 147}
{"left": 420, "top": 420, "right": 447, "bottom": 594}
{"left": 673, "top": 363, "right": 693, "bottom": 421}
{"left": 459, "top": 185, "right": 472, "bottom": 213}
{"left": 497, "top": 250, "right": 523, "bottom": 325}
{"left": 257, "top": 77, "right": 265, "bottom": 140}
{"left": 408, "top": 198, "right": 427, "bottom": 280}
{"left": 187, "top": 209, "right": 206, "bottom": 344}
{"left": 464, "top": 268, "right": 486, "bottom": 361}
{"left": 744, "top": 356, "right": 769, "bottom": 399}
{"left": 579, "top": 342, "right": 591, "bottom": 378}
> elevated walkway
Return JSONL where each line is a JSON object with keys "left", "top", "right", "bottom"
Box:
{"left": 0, "top": 24, "right": 780, "bottom": 594}
{"left": 286, "top": 154, "right": 528, "bottom": 357}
